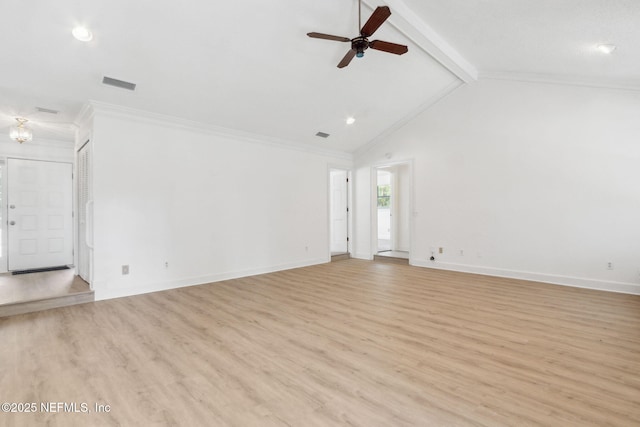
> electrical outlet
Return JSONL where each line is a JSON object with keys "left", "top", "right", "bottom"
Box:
{"left": 165, "top": 261, "right": 169, "bottom": 269}
{"left": 459, "top": 249, "right": 464, "bottom": 256}
{"left": 606, "top": 262, "right": 614, "bottom": 270}
{"left": 439, "top": 247, "right": 444, "bottom": 254}
{"left": 122, "top": 265, "right": 129, "bottom": 275}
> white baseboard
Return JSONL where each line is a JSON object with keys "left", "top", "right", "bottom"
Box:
{"left": 94, "top": 257, "right": 640, "bottom": 300}
{"left": 94, "top": 257, "right": 329, "bottom": 301}
{"left": 352, "top": 252, "right": 373, "bottom": 260}
{"left": 410, "top": 260, "right": 640, "bottom": 295}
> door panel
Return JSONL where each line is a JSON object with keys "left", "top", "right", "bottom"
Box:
{"left": 7, "top": 159, "right": 73, "bottom": 271}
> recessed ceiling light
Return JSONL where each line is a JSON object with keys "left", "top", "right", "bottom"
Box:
{"left": 596, "top": 44, "right": 616, "bottom": 54}
{"left": 72, "top": 26, "right": 93, "bottom": 42}
{"left": 346, "top": 117, "right": 356, "bottom": 125}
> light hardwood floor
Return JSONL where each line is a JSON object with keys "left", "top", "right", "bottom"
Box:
{"left": 1, "top": 259, "right": 639, "bottom": 426}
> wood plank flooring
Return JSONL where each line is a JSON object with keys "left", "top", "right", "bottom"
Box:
{"left": 1, "top": 259, "right": 639, "bottom": 426}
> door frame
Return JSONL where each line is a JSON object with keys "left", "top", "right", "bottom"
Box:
{"left": 0, "top": 158, "right": 6, "bottom": 273}
{"left": 370, "top": 160, "right": 414, "bottom": 260}
{"left": 327, "top": 166, "right": 352, "bottom": 258}
{"left": 75, "top": 139, "right": 93, "bottom": 285}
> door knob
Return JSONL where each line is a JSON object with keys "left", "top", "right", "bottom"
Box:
{"left": 9, "top": 205, "right": 15, "bottom": 209}
{"left": 9, "top": 221, "right": 16, "bottom": 226}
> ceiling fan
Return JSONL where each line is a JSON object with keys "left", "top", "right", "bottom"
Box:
{"left": 307, "top": 0, "right": 408, "bottom": 68}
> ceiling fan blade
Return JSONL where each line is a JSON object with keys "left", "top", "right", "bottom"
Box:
{"left": 369, "top": 40, "right": 408, "bottom": 55}
{"left": 337, "top": 49, "right": 357, "bottom": 68}
{"left": 307, "top": 32, "right": 351, "bottom": 42}
{"left": 360, "top": 6, "right": 391, "bottom": 37}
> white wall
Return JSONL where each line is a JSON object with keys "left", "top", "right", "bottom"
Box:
{"left": 90, "top": 109, "right": 351, "bottom": 300}
{"left": 354, "top": 79, "right": 640, "bottom": 294}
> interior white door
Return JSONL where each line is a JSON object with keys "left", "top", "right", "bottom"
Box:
{"left": 330, "top": 169, "right": 348, "bottom": 254}
{"left": 7, "top": 159, "right": 73, "bottom": 271}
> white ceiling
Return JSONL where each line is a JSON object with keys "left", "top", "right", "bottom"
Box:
{"left": 402, "top": 0, "right": 640, "bottom": 88}
{"left": 1, "top": 0, "right": 637, "bottom": 154}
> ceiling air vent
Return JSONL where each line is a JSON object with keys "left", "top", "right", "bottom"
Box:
{"left": 316, "top": 131, "right": 330, "bottom": 138}
{"left": 102, "top": 76, "right": 137, "bottom": 91}
{"left": 36, "top": 107, "right": 59, "bottom": 114}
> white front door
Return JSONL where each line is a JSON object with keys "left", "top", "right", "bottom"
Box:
{"left": 330, "top": 169, "right": 348, "bottom": 254}
{"left": 7, "top": 159, "right": 73, "bottom": 271}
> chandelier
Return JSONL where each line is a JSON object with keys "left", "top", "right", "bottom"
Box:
{"left": 9, "top": 118, "right": 33, "bottom": 143}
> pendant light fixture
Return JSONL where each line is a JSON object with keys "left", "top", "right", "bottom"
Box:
{"left": 9, "top": 118, "right": 33, "bottom": 143}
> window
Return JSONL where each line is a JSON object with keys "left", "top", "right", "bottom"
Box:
{"left": 377, "top": 184, "right": 390, "bottom": 208}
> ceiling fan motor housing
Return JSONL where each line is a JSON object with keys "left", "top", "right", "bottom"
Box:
{"left": 352, "top": 36, "right": 369, "bottom": 57}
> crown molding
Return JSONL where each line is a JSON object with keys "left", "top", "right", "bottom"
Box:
{"left": 75, "top": 101, "right": 95, "bottom": 128}
{"left": 86, "top": 101, "right": 353, "bottom": 161}
{"left": 365, "top": 0, "right": 477, "bottom": 83}
{"left": 480, "top": 71, "right": 640, "bottom": 92}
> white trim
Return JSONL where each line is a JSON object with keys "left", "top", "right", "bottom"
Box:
{"left": 480, "top": 71, "right": 640, "bottom": 92}
{"left": 0, "top": 159, "right": 6, "bottom": 273}
{"left": 94, "top": 257, "right": 329, "bottom": 301}
{"left": 74, "top": 140, "right": 94, "bottom": 289}
{"left": 74, "top": 102, "right": 95, "bottom": 128}
{"left": 363, "top": 0, "right": 478, "bottom": 83}
{"left": 87, "top": 101, "right": 354, "bottom": 161}
{"left": 410, "top": 260, "right": 640, "bottom": 295}
{"left": 353, "top": 252, "right": 374, "bottom": 260}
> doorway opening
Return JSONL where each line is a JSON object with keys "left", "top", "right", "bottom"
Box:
{"left": 329, "top": 168, "right": 350, "bottom": 260}
{"left": 374, "top": 162, "right": 411, "bottom": 261}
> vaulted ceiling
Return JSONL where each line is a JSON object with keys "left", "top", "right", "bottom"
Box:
{"left": 1, "top": 0, "right": 637, "bottom": 155}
